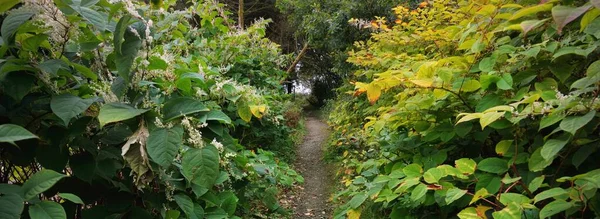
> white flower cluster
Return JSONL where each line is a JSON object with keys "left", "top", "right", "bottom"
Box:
{"left": 13, "top": 0, "right": 71, "bottom": 45}
{"left": 181, "top": 116, "right": 205, "bottom": 148}
{"left": 90, "top": 81, "right": 119, "bottom": 103}
{"left": 211, "top": 138, "right": 224, "bottom": 152}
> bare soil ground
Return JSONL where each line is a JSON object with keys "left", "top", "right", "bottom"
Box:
{"left": 291, "top": 115, "right": 333, "bottom": 219}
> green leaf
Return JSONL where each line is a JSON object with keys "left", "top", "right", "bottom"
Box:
{"left": 148, "top": 56, "right": 168, "bottom": 70}
{"left": 147, "top": 125, "right": 183, "bottom": 167}
{"left": 455, "top": 158, "right": 476, "bottom": 175}
{"left": 520, "top": 19, "right": 548, "bottom": 36}
{"left": 0, "top": 124, "right": 38, "bottom": 145}
{"left": 540, "top": 135, "right": 570, "bottom": 160}
{"left": 572, "top": 144, "right": 597, "bottom": 168}
{"left": 2, "top": 71, "right": 35, "bottom": 102}
{"left": 237, "top": 102, "right": 252, "bottom": 122}
{"left": 423, "top": 167, "right": 444, "bottom": 184}
{"left": 476, "top": 174, "right": 502, "bottom": 194}
{"left": 182, "top": 145, "right": 220, "bottom": 189}
{"left": 529, "top": 148, "right": 553, "bottom": 172}
{"left": 529, "top": 176, "right": 545, "bottom": 193}
{"left": 445, "top": 188, "right": 467, "bottom": 204}
{"left": 552, "top": 5, "right": 592, "bottom": 34}
{"left": 348, "top": 193, "right": 367, "bottom": 208}
{"left": 479, "top": 56, "right": 496, "bottom": 72}
{"left": 174, "top": 194, "right": 197, "bottom": 219}
{"left": 165, "top": 210, "right": 181, "bottom": 219}
{"left": 22, "top": 169, "right": 68, "bottom": 200}
{"left": 98, "top": 103, "right": 148, "bottom": 128}
{"left": 402, "top": 164, "right": 423, "bottom": 178}
{"left": 495, "top": 140, "right": 513, "bottom": 156}
{"left": 0, "top": 192, "right": 23, "bottom": 219}
{"left": 51, "top": 94, "right": 96, "bottom": 126}
{"left": 206, "top": 111, "right": 232, "bottom": 124}
{"left": 539, "top": 200, "right": 573, "bottom": 218}
{"left": 549, "top": 63, "right": 573, "bottom": 83}
{"left": 114, "top": 15, "right": 132, "bottom": 54}
{"left": 457, "top": 207, "right": 478, "bottom": 219}
{"left": 71, "top": 62, "right": 98, "bottom": 81}
{"left": 559, "top": 111, "right": 595, "bottom": 135}
{"left": 1, "top": 10, "right": 34, "bottom": 43}
{"left": 492, "top": 202, "right": 522, "bottom": 219}
{"left": 581, "top": 8, "right": 600, "bottom": 31}
{"left": 0, "top": 0, "right": 20, "bottom": 14}
{"left": 79, "top": 7, "right": 107, "bottom": 31}
{"left": 539, "top": 113, "right": 565, "bottom": 130}
{"left": 163, "top": 97, "right": 209, "bottom": 121}
{"left": 410, "top": 183, "right": 427, "bottom": 201}
{"left": 29, "top": 201, "right": 66, "bottom": 219}
{"left": 510, "top": 3, "right": 553, "bottom": 20}
{"left": 499, "top": 193, "right": 531, "bottom": 206}
{"left": 115, "top": 23, "right": 141, "bottom": 82}
{"left": 477, "top": 158, "right": 508, "bottom": 174}
{"left": 534, "top": 188, "right": 568, "bottom": 203}
{"left": 480, "top": 112, "right": 504, "bottom": 129}
{"left": 461, "top": 79, "right": 481, "bottom": 92}
{"left": 58, "top": 193, "right": 84, "bottom": 204}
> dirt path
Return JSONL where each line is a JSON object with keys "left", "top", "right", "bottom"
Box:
{"left": 293, "top": 115, "right": 332, "bottom": 219}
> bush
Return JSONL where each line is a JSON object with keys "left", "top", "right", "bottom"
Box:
{"left": 328, "top": 0, "right": 600, "bottom": 218}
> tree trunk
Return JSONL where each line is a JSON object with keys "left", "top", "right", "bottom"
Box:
{"left": 238, "top": 0, "right": 244, "bottom": 29}
{"left": 286, "top": 43, "right": 309, "bottom": 74}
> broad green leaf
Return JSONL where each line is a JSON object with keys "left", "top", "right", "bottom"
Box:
{"left": 492, "top": 202, "right": 522, "bottom": 219}
{"left": 51, "top": 94, "right": 96, "bottom": 126}
{"left": 147, "top": 125, "right": 183, "bottom": 167}
{"left": 165, "top": 210, "right": 181, "bottom": 219}
{"left": 98, "top": 103, "right": 148, "bottom": 128}
{"left": 115, "top": 23, "right": 141, "bottom": 82}
{"left": 0, "top": 124, "right": 38, "bottom": 145}
{"left": 529, "top": 148, "right": 553, "bottom": 172}
{"left": 410, "top": 183, "right": 427, "bottom": 201}
{"left": 0, "top": 0, "right": 20, "bottom": 14}
{"left": 588, "top": 60, "right": 600, "bottom": 78}
{"left": 29, "top": 201, "right": 66, "bottom": 219}
{"left": 237, "top": 102, "right": 252, "bottom": 122}
{"left": 455, "top": 158, "right": 476, "bottom": 175}
{"left": 75, "top": 6, "right": 107, "bottom": 31}
{"left": 495, "top": 140, "right": 513, "bottom": 156}
{"left": 163, "top": 97, "right": 209, "bottom": 121}
{"left": 552, "top": 5, "right": 592, "bottom": 34}
{"left": 461, "top": 80, "right": 481, "bottom": 92}
{"left": 549, "top": 63, "right": 574, "bottom": 83}
{"left": 572, "top": 144, "right": 597, "bottom": 168}
{"left": 539, "top": 113, "right": 565, "bottom": 130}
{"left": 539, "top": 200, "right": 573, "bottom": 218}
{"left": 0, "top": 192, "right": 23, "bottom": 219}
{"left": 480, "top": 112, "right": 504, "bottom": 129}
{"left": 469, "top": 188, "right": 490, "bottom": 205}
{"left": 534, "top": 188, "right": 568, "bottom": 203}
{"left": 174, "top": 194, "right": 197, "bottom": 219}
{"left": 206, "top": 111, "right": 232, "bottom": 124}
{"left": 477, "top": 158, "right": 508, "bottom": 174}
{"left": 2, "top": 70, "right": 35, "bottom": 102}
{"left": 58, "top": 193, "right": 84, "bottom": 204}
{"left": 114, "top": 15, "right": 132, "bottom": 54}
{"left": 445, "top": 188, "right": 467, "bottom": 204}
{"left": 22, "top": 169, "right": 68, "bottom": 200}
{"left": 559, "top": 111, "right": 595, "bottom": 135}
{"left": 348, "top": 193, "right": 367, "bottom": 208}
{"left": 520, "top": 19, "right": 547, "bottom": 35}
{"left": 71, "top": 62, "right": 98, "bottom": 81}
{"left": 476, "top": 174, "right": 502, "bottom": 194}
{"left": 1, "top": 10, "right": 34, "bottom": 43}
{"left": 148, "top": 56, "right": 168, "bottom": 70}
{"left": 182, "top": 145, "right": 219, "bottom": 188}
{"left": 457, "top": 207, "right": 479, "bottom": 219}
{"left": 529, "top": 176, "right": 545, "bottom": 193}
{"left": 581, "top": 8, "right": 600, "bottom": 31}
{"left": 540, "top": 135, "right": 570, "bottom": 160}
{"left": 510, "top": 3, "right": 553, "bottom": 20}
{"left": 423, "top": 167, "right": 444, "bottom": 184}
{"left": 402, "top": 164, "right": 423, "bottom": 178}
{"left": 478, "top": 56, "right": 496, "bottom": 72}
{"left": 499, "top": 193, "right": 531, "bottom": 206}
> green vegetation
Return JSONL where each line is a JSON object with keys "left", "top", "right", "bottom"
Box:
{"left": 3, "top": 0, "right": 600, "bottom": 218}
{"left": 326, "top": 0, "right": 600, "bottom": 218}
{"left": 0, "top": 0, "right": 304, "bottom": 218}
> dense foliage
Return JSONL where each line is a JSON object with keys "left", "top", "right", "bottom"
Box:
{"left": 327, "top": 0, "right": 600, "bottom": 218}
{"left": 0, "top": 0, "right": 304, "bottom": 218}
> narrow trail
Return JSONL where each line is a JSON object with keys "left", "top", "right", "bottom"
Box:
{"left": 293, "top": 115, "right": 333, "bottom": 219}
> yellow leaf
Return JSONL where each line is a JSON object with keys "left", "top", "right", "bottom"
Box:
{"left": 458, "top": 207, "right": 482, "bottom": 219}
{"left": 366, "top": 83, "right": 381, "bottom": 104}
{"left": 237, "top": 103, "right": 252, "bottom": 122}
{"left": 409, "top": 79, "right": 433, "bottom": 88}
{"left": 249, "top": 105, "right": 267, "bottom": 119}
{"left": 480, "top": 112, "right": 505, "bottom": 129}
{"left": 470, "top": 188, "right": 491, "bottom": 205}
{"left": 510, "top": 3, "right": 553, "bottom": 21}
{"left": 347, "top": 209, "right": 361, "bottom": 219}
{"left": 475, "top": 205, "right": 492, "bottom": 219}
{"left": 483, "top": 105, "right": 513, "bottom": 113}
{"left": 456, "top": 113, "right": 483, "bottom": 124}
